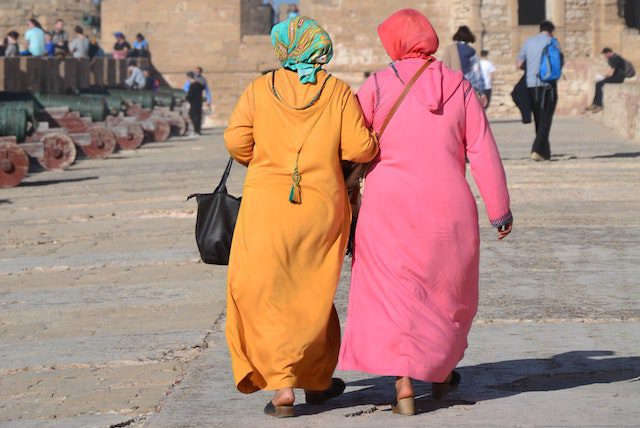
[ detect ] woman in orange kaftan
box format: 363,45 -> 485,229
223,16 -> 378,417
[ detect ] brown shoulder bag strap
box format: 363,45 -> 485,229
377,58 -> 433,139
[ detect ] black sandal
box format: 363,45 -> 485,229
431,370 -> 461,400
263,401 -> 294,418
305,378 -> 347,405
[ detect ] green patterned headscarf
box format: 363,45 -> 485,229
271,16 -> 333,84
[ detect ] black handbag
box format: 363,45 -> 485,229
187,157 -> 241,265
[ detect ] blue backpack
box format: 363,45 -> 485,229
539,38 -> 563,82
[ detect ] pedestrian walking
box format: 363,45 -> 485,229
338,9 -> 512,416
69,26 -> 90,59
185,71 -> 204,135
516,20 -> 563,161
223,16 -> 378,418
194,66 -> 212,107
25,18 -> 46,57
480,49 -> 496,109
442,25 -> 487,106
585,48 -> 629,113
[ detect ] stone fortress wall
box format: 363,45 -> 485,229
93,0 -> 640,125
0,0 -> 100,39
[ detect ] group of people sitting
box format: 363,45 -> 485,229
0,18 -> 101,59
0,17 -> 151,62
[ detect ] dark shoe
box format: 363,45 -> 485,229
263,401 -> 294,418
392,396 -> 416,416
431,370 -> 461,400
305,378 -> 346,405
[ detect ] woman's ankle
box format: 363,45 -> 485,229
272,388 -> 295,406
395,376 -> 414,400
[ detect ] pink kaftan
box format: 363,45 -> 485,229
338,59 -> 512,382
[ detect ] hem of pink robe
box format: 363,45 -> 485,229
337,356 -> 458,384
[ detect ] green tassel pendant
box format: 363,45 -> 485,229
289,154 -> 302,204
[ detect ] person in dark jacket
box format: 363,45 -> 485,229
185,71 -> 204,136
585,47 -> 627,112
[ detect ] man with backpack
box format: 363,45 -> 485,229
516,20 -> 563,162
585,48 -> 634,113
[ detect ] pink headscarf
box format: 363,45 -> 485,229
377,9 -> 439,61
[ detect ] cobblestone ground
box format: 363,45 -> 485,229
0,118 -> 638,427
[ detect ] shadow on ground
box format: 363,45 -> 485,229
592,151 -> 640,159
295,351 -> 640,416
20,176 -> 99,187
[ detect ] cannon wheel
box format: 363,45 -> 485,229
37,133 -> 77,170
0,142 -> 29,188
171,116 -> 188,137
82,126 -> 117,159
115,122 -> 145,150
151,119 -> 171,142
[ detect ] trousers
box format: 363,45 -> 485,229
593,76 -> 624,106
528,85 -> 557,160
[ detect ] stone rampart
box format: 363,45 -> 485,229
0,57 -> 149,93
603,81 -> 640,143
0,0 -> 99,39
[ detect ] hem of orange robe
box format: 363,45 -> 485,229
236,370 -> 333,393
338,358 -> 455,384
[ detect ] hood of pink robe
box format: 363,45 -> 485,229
378,10 -> 463,112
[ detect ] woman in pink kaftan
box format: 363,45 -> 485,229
338,9 -> 513,414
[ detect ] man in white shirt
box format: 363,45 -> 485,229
125,60 -> 146,90
479,50 -> 496,109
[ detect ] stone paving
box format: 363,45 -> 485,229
0,118 -> 639,427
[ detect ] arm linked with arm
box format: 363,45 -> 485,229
340,88 -> 378,163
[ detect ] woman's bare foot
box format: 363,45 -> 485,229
395,376 -> 414,400
271,387 -> 295,406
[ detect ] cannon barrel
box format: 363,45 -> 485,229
107,89 -> 155,109
0,108 -> 30,142
33,94 -> 109,122
79,94 -> 125,116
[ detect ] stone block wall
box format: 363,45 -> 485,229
602,81 -> 640,142
95,0 -> 640,126
101,0 -> 279,126
0,0 -> 99,40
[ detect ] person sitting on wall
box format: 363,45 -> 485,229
130,33 -> 149,58
585,47 -> 627,113
44,32 -> 55,56
51,19 -> 69,57
69,26 -> 90,59
143,68 -> 159,90
25,18 -> 46,57
125,60 -> 146,90
89,37 -> 105,59
2,31 -> 20,57
113,32 -> 131,59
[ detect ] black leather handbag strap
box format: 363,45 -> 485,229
187,157 -> 234,200
214,157 -> 234,194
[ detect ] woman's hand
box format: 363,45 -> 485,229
498,221 -> 512,240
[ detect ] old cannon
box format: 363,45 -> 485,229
0,103 -> 77,173
0,137 -> 29,188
